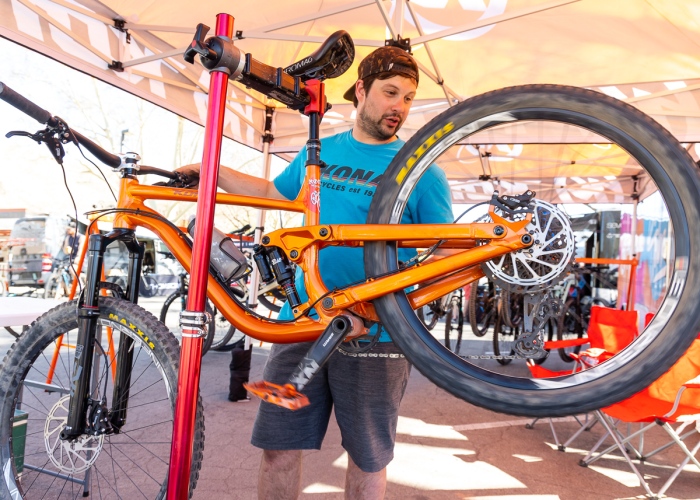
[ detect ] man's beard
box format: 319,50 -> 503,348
357,107 -> 403,141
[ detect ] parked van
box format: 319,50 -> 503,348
7,216 -> 71,289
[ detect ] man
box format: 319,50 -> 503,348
179,46 -> 452,499
60,223 -> 80,261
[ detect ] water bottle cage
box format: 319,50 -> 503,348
179,310 -> 212,338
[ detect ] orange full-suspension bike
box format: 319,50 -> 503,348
2,12 -> 700,499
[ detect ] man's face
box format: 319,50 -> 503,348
355,75 -> 417,142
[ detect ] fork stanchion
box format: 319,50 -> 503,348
167,12 -> 234,500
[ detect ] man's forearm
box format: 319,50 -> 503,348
217,166 -> 282,198
179,163 -> 285,199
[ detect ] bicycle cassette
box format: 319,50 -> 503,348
483,199 -> 575,293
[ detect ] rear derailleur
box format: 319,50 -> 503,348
514,292 -> 562,360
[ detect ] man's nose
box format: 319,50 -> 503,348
391,99 -> 407,116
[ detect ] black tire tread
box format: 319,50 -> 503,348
0,297 -> 205,499
365,84 -> 700,417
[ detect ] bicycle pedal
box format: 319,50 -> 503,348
244,380 -> 310,410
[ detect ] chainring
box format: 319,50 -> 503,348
483,199 -> 575,293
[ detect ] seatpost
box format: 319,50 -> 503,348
303,79 -> 326,226
167,13 -> 234,500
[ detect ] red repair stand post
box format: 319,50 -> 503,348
167,13 -> 234,500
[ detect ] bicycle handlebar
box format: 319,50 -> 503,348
0,82 -> 53,125
0,82 -> 186,177
71,130 -> 122,169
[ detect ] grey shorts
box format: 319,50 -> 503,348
251,341 -> 411,473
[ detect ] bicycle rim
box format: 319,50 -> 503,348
365,84 -> 700,416
0,298 -> 204,498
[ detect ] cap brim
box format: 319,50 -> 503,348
343,83 -> 355,102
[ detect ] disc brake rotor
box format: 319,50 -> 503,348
44,395 -> 104,474
484,199 -> 575,292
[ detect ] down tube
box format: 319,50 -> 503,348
118,213 -> 328,343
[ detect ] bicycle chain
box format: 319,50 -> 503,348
337,349 -> 518,360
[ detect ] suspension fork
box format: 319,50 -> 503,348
61,229 -> 143,439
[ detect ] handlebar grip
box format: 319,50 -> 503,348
139,165 -> 178,179
71,130 -> 122,169
0,82 -> 53,125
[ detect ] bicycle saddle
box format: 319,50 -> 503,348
284,30 -> 354,82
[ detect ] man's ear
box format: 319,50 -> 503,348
356,80 -> 366,102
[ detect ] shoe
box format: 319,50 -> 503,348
228,396 -> 251,403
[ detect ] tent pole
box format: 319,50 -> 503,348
628,195 -> 638,310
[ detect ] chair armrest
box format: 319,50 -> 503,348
684,374 -> 700,389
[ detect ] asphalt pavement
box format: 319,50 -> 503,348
1,294 -> 698,499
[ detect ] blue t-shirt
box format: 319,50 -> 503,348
273,130 -> 453,341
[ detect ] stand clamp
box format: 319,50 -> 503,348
179,310 -> 211,338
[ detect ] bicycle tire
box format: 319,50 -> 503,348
444,296 -> 463,353
501,289 -> 523,329
209,305 -> 240,351
365,84 -> 700,417
43,276 -> 59,299
492,314 -> 516,366
257,292 -> 282,313
159,291 -> 216,354
416,300 -> 440,330
556,297 -> 586,362
468,281 -> 494,337
140,274 -> 159,298
0,298 -> 205,499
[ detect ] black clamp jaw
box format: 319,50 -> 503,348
184,23 -> 354,114
183,23 -> 306,110
490,190 -> 536,219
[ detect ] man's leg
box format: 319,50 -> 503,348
330,343 -> 411,498
258,449 -> 303,500
345,455 -> 386,500
251,343 -> 334,498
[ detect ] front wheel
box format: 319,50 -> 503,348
0,298 -> 204,499
365,84 -> 700,417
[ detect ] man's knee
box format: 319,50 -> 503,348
262,449 -> 303,468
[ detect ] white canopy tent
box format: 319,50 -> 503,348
1,0 -> 699,205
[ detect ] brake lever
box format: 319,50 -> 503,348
6,130 -> 39,140
6,128 -> 66,164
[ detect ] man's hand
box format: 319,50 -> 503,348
174,163 -> 200,188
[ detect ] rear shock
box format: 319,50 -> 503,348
252,244 -> 301,308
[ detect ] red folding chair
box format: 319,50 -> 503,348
526,306 -> 638,450
579,335 -> 700,499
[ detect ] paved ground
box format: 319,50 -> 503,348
190,345 -> 699,500
2,293 -> 698,499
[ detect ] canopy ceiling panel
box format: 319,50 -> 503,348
1,0 -> 699,202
